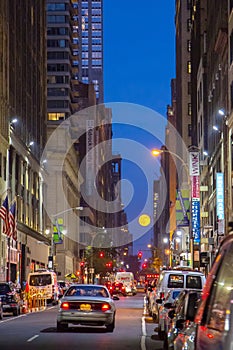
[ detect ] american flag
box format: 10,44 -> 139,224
9,200 -> 17,241
0,196 -> 11,237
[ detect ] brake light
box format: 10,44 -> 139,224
61,302 -> 70,309
101,303 -> 111,312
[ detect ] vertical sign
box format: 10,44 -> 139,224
216,172 -> 224,235
190,152 -> 200,244
86,120 -> 95,196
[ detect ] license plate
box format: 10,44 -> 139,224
80,304 -> 91,311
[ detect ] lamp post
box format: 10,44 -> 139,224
151,148 -> 193,267
47,206 -> 83,270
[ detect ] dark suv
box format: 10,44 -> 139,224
0,282 -> 21,316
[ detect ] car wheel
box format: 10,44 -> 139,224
158,324 -> 165,340
106,319 -> 115,332
57,321 -> 68,331
13,307 -> 19,316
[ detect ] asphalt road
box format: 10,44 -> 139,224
0,292 -> 164,350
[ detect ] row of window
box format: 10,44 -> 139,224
82,38 -> 102,44
47,100 -> 69,108
82,52 -> 102,58
82,45 -> 102,51
47,27 -> 68,36
48,112 -> 65,121
47,15 -> 68,23
47,88 -> 69,97
48,63 -> 70,72
47,39 -> 68,48
82,59 -> 102,66
47,3 -> 67,11
47,75 -> 69,84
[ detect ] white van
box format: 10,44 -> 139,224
115,271 -> 137,295
27,269 -> 59,304
150,269 -> 205,321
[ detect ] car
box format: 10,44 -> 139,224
0,282 -> 21,316
194,234 -> 233,350
109,281 -> 127,296
57,284 -> 118,332
57,280 -> 69,297
152,269 -> 205,322
156,289 -> 181,340
164,289 -> 202,350
0,298 -> 3,319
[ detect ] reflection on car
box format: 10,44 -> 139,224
164,289 -> 202,350
57,284 -> 118,332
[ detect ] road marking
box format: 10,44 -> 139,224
27,335 -> 39,342
141,316 -> 146,350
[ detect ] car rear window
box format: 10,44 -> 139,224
168,274 -> 184,288
186,275 -> 202,289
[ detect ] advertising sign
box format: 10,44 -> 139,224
192,199 -> 200,243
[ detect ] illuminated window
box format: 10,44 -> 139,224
187,40 -> 191,52
187,61 -> 191,74
47,113 -> 65,121
188,103 -> 192,116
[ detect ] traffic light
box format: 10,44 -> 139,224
99,251 -> 104,258
142,262 -> 147,269
137,251 -> 143,260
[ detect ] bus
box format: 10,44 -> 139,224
27,269 -> 59,304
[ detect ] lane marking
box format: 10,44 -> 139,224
27,335 -> 39,342
141,316 -> 146,350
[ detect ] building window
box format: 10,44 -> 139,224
3,156 -> 6,181
82,59 -> 88,66
187,0 -> 191,10
47,15 -> 66,23
47,27 -> 68,35
92,9 -> 101,15
47,3 -> 66,11
47,100 -> 69,108
231,82 -> 233,111
92,45 -> 102,51
92,59 -> 102,66
187,40 -> 191,52
188,103 -> 192,116
188,124 -> 192,137
82,52 -> 89,58
187,18 -> 192,32
230,31 -> 233,65
188,81 -> 191,95
92,23 -> 102,30
92,52 -> 102,58
187,61 -> 191,74
47,113 -> 65,121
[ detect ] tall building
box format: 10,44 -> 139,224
0,1 -> 48,283
79,0 -> 104,103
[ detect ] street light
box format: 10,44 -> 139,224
151,148 -> 192,267
48,206 -> 83,270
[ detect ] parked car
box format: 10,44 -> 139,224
0,282 -> 21,316
0,298 -> 3,319
156,289 -> 181,339
165,289 -> 202,350
57,284 -> 118,332
194,234 -> 233,350
152,269 -> 205,322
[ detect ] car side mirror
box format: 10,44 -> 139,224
176,318 -> 185,330
112,295 -> 120,301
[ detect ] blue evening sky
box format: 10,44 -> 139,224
103,1 -> 175,257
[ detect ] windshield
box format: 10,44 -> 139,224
29,274 -> 52,286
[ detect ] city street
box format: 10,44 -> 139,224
0,292 -> 163,350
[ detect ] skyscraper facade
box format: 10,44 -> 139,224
79,0 -> 104,103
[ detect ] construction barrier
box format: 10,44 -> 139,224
21,290 -> 47,313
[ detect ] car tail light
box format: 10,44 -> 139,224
61,302 -> 70,310
101,303 -> 111,312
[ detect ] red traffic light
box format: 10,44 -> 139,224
99,251 -> 104,258
137,251 -> 143,260
142,262 -> 147,269
80,261 -> 85,267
